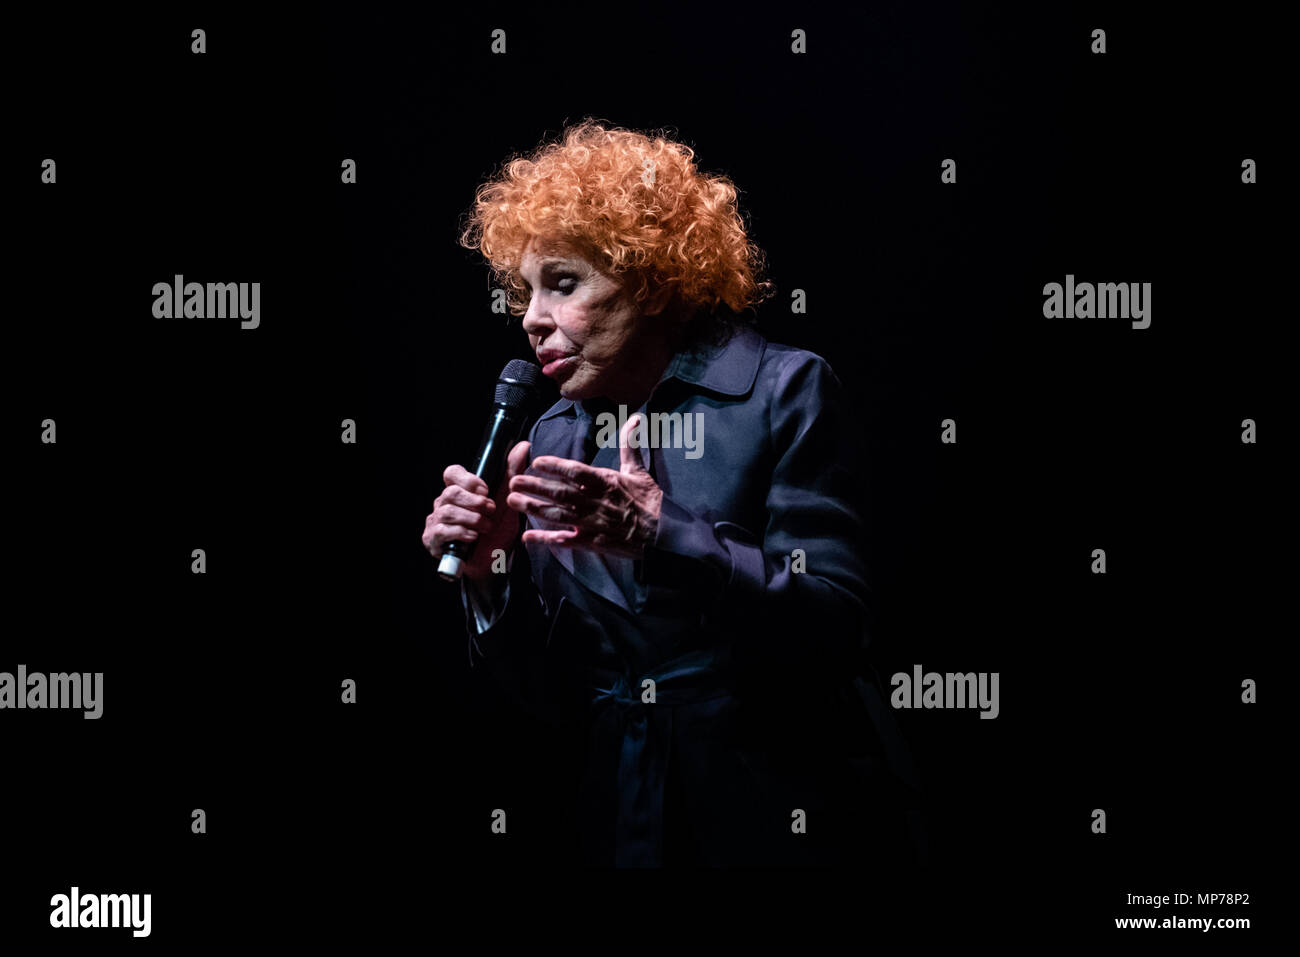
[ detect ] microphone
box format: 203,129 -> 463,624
437,359 -> 543,582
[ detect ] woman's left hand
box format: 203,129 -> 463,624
507,415 -> 663,558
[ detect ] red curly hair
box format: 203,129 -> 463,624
459,118 -> 776,348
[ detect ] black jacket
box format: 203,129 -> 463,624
461,325 -> 925,867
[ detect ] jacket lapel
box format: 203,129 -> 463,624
528,405 -> 634,612
523,325 -> 765,615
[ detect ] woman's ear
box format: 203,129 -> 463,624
643,284 -> 675,317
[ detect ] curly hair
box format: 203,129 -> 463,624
459,118 -> 776,350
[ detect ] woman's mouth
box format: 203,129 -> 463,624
542,355 -> 578,377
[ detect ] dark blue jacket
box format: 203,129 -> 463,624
462,324 -> 923,867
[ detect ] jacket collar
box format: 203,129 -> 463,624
536,323 -> 766,423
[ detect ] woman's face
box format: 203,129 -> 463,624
519,236 -> 671,405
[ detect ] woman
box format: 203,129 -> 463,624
423,119 -> 920,867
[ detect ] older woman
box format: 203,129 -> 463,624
423,120 -> 920,867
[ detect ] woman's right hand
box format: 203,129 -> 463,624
423,440 -> 531,583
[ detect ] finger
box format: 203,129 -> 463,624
509,473 -> 589,508
521,527 -> 635,557
619,413 -> 648,473
505,440 -> 532,482
530,455 -> 610,490
505,489 -> 554,514
444,464 -> 489,496
507,491 -> 585,526
521,527 -> 586,547
432,523 -> 478,548
439,485 -> 497,513
438,503 -> 491,529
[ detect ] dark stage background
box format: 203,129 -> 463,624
7,1 -> 1280,945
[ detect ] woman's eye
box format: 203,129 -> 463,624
524,274 -> 577,295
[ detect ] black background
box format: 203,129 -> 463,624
8,1 -> 1279,945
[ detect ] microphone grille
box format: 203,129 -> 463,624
495,359 -> 542,408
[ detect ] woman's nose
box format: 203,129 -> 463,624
521,296 -> 551,337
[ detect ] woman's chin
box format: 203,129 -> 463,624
557,376 -> 594,400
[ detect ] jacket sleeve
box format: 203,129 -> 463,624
460,518 -> 545,664
460,525 -> 587,727
460,549 -> 518,638
635,351 -> 873,675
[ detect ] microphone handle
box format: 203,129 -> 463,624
438,403 -> 530,581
